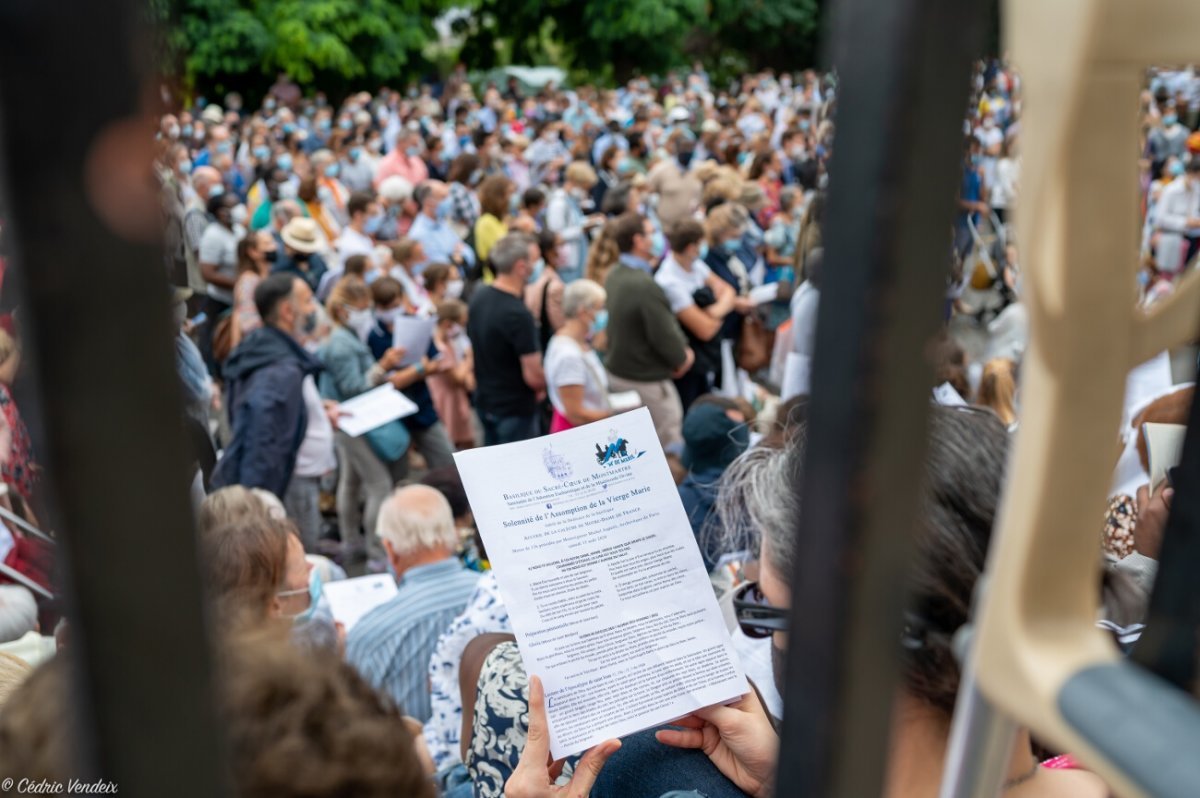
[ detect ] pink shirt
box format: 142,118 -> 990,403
374,152 -> 429,189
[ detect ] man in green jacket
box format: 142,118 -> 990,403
604,212 -> 694,451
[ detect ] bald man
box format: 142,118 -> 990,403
183,165 -> 227,295
345,485 -> 480,722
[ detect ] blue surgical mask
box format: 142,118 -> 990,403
181,125 -> 193,138
436,197 -> 453,220
340,118 -> 354,131
1164,114 -> 1178,127
324,163 -> 340,178
253,145 -> 271,161
650,230 -> 667,260
699,242 -> 709,260
722,238 -> 740,254
527,258 -> 545,284
1137,269 -> 1151,288
406,145 -> 421,157
364,212 -> 385,235
179,159 -> 193,173
317,118 -> 332,132
208,184 -> 224,199
346,306 -> 376,341
216,141 -> 232,154
1169,160 -> 1186,178
590,308 -> 609,336
277,153 -> 293,172
350,147 -> 363,162
291,570 -> 323,624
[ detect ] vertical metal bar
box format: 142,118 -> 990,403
774,0 -> 986,795
939,626 -> 1018,798
0,0 -> 227,792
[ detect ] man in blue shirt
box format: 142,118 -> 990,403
408,181 -> 475,275
346,485 -> 480,722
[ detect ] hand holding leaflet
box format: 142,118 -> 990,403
454,407 -> 747,759
336,385 -> 419,437
322,574 -> 399,632
392,316 -> 436,366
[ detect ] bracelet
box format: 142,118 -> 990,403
414,362 -> 426,377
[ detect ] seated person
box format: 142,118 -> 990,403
677,396 -> 750,572
495,406 -> 1109,798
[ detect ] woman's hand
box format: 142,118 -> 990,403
379,347 -> 406,372
505,675 -> 621,798
655,689 -> 778,798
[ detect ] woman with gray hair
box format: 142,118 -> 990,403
544,279 -> 613,432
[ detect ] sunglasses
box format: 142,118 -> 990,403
733,581 -> 788,638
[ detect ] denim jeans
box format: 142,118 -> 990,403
590,728 -> 749,798
480,411 -> 538,447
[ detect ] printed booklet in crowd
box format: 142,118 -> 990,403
454,407 -> 747,759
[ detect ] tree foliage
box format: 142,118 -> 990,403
161,0 -> 440,98
706,0 -> 823,72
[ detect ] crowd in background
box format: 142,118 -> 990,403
0,60 -> 1198,797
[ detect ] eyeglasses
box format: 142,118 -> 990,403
733,581 -> 788,638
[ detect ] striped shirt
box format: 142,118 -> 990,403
346,558 -> 480,722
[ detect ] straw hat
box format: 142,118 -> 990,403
280,217 -> 323,254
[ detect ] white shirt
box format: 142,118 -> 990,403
990,157 -> 1019,209
1156,177 -> 1200,236
198,222 -> 244,304
545,335 -> 609,417
392,267 -> 435,317
294,376 -> 337,478
334,226 -> 375,271
655,254 -> 712,314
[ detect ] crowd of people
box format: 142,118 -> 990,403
0,59 -> 1198,796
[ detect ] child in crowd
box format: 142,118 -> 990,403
428,299 -> 476,450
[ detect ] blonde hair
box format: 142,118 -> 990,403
706,202 -> 748,243
377,485 -> 459,557
562,279 -> 606,319
325,277 -> 371,327
0,652 -> 31,708
586,219 -> 621,284
976,358 -> 1018,427
702,177 -> 742,209
565,161 -> 598,188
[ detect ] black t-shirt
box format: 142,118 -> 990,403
467,285 -> 539,417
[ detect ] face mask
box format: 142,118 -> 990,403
970,153 -> 981,166
590,308 -> 609,336
650,230 -> 667,260
263,248 -> 278,263
251,145 -> 268,161
446,322 -> 464,339
317,185 -> 333,204
799,119 -> 811,131
346,307 -> 376,341
368,140 -> 382,154
339,118 -> 354,131
324,163 -> 340,178
677,150 -> 694,168
298,308 -> 318,336
445,279 -> 464,299
178,159 -> 192,174
527,258 -> 545,284
364,212 -> 385,235
469,169 -> 483,186
1164,114 -> 1178,127
376,306 -> 403,326
278,181 -> 299,200
208,184 -> 225,199
1137,269 -> 1151,288
722,238 -> 740,254
276,154 -> 293,172
288,570 -> 322,624
182,125 -> 193,138
698,242 -> 709,260
1169,161 -> 1186,178
282,122 -> 297,135
264,98 -> 276,111
231,204 -> 249,226
350,147 -> 363,162
167,124 -> 181,139
406,145 -> 421,157
436,197 -> 453,220
216,141 -> 232,154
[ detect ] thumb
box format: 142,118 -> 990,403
567,739 -> 621,796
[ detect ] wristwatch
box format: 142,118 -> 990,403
414,361 -> 426,377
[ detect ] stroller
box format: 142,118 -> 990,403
955,210 -> 1015,325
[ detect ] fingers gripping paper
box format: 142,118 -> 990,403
453,407 -> 747,758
